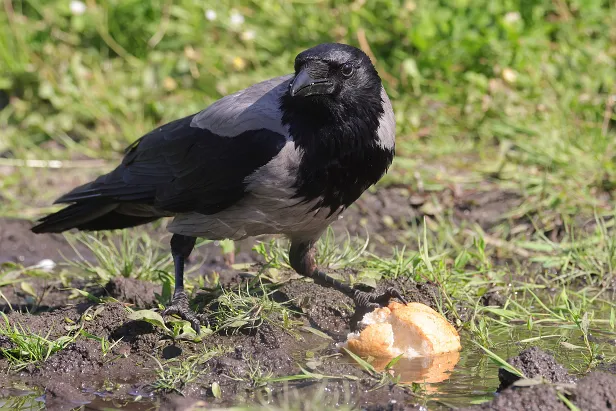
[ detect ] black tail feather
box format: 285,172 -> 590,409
32,203 -> 114,233
32,202 -> 159,233
75,210 -> 159,231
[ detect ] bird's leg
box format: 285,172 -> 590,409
289,241 -> 407,311
162,234 -> 203,333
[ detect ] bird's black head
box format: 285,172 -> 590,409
288,43 -> 381,107
280,43 -> 394,215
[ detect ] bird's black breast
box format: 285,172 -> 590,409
294,132 -> 393,213
281,96 -> 394,214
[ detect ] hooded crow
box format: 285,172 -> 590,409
32,43 -> 405,332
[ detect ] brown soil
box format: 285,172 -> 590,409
464,384 -> 569,411
278,279 -> 354,337
0,217 -> 93,266
598,361 -> 616,373
0,185 -> 612,409
0,276 -> 95,313
466,371 -> 616,411
278,276 -> 443,334
0,277 -> 434,409
105,276 -> 161,308
480,290 -> 507,307
466,347 -> 616,411
0,216 -> 259,277
331,185 -> 523,255
498,347 -> 575,390
572,371 -> 616,411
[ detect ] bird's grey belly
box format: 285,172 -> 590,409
167,194 -> 339,241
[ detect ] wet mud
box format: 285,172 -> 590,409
497,347 -> 575,390
1,186 -> 615,409
466,347 -> 616,411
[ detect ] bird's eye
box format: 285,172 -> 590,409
341,63 -> 354,78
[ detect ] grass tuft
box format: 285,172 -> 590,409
207,280 -> 300,335
64,230 -> 174,283
0,313 -> 77,371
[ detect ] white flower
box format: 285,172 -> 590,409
502,68 -> 517,84
229,10 -> 244,27
504,11 -> 521,24
205,9 -> 217,21
69,0 -> 86,16
241,30 -> 256,41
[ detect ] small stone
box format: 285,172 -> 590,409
34,258 -> 56,272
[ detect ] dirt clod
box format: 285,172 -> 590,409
279,279 -> 353,337
480,290 -> 506,307
464,384 -> 569,411
572,371 -> 616,411
44,380 -> 91,411
498,347 -> 574,390
105,276 -> 161,308
0,336 -> 13,350
598,361 -> 616,374
377,277 -> 441,310
468,369 -> 616,411
39,341 -> 103,375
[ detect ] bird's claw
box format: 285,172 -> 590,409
353,287 -> 408,311
162,291 -> 204,334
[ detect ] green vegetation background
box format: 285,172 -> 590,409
0,0 -> 615,220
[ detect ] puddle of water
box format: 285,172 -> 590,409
0,381 -> 159,411
425,324 -> 616,408
0,384 -> 43,410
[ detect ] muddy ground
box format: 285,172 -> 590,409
1,184 -> 525,266
463,347 -> 616,411
1,186 -> 615,410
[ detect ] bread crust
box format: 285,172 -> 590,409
344,302 -> 461,358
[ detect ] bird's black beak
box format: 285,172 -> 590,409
290,69 -> 332,97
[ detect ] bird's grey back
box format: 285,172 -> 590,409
191,75 -> 293,137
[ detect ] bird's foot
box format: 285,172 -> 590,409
353,287 -> 408,311
350,287 -> 408,332
162,291 -> 204,334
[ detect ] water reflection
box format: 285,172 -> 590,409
371,351 -> 461,389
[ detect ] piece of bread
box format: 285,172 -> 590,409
343,302 -> 461,359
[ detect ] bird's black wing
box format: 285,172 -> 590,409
56,114 -> 287,215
